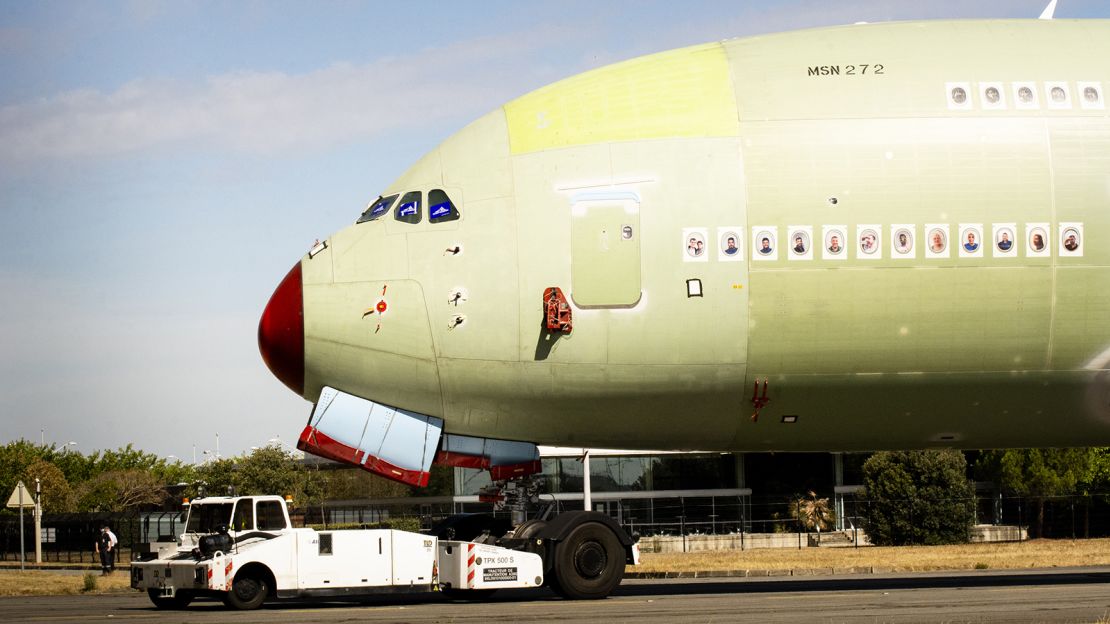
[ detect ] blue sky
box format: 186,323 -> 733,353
1,0 -> 1106,462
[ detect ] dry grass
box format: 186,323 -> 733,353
0,571 -> 133,597
3,540 -> 1110,595
631,538 -> 1110,574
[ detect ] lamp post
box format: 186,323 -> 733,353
582,449 -> 592,512
34,478 -> 41,564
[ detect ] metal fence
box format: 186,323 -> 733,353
324,493 -> 1110,543
5,493 -> 1110,563
0,510 -> 186,564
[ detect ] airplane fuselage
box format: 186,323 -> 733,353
261,20 -> 1110,456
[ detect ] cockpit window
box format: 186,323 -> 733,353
357,194 -> 398,224
429,189 -> 460,223
395,191 -> 422,224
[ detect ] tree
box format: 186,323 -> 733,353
0,440 -> 49,504
791,490 -> 834,532
149,459 -> 198,493
75,469 -> 168,512
21,459 -> 77,513
325,467 -> 413,501
191,447 -> 327,507
234,446 -> 325,504
50,448 -> 96,485
976,448 -> 1095,538
84,444 -> 166,477
1077,448 -> 1110,537
192,458 -> 237,498
863,450 -> 976,546
1081,448 -> 1110,493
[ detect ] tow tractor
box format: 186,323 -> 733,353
131,494 -> 639,609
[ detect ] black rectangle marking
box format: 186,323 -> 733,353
482,567 -> 518,582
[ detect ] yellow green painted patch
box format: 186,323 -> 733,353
504,42 -> 739,154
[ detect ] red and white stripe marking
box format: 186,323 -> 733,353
466,543 -> 476,589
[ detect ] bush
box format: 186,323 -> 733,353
82,573 -> 97,592
862,450 -> 976,546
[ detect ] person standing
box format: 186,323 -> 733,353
95,525 -> 117,575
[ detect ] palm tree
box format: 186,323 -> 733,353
793,491 -> 835,532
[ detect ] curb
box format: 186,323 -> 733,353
626,566 -> 895,579
0,564 -> 110,572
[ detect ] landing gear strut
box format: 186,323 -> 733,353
463,472 -> 638,599
479,473 -> 546,525
429,436 -> 638,600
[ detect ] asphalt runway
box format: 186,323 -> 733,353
3,567 -> 1110,623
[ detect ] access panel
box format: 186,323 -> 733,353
570,194 -> 642,307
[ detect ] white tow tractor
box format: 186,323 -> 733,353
131,495 -> 639,609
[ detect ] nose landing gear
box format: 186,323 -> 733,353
441,471 -> 637,600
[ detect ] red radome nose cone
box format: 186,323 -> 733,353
258,263 -> 304,396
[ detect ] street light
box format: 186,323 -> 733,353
34,478 -> 42,564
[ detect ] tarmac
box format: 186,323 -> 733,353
626,565 -> 911,579
2,566 -> 1109,623
0,562 -> 1020,579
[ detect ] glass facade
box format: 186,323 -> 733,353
313,451 -> 1041,539
454,453 -> 739,497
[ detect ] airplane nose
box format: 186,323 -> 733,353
258,263 -> 304,396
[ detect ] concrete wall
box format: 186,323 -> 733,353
637,525 -> 1024,552
969,524 -> 1027,542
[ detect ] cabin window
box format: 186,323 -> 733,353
358,194 -> 398,223
1079,82 -> 1104,110
946,82 -> 972,111
256,500 -> 287,531
395,191 -> 422,224
231,498 -> 255,532
428,189 -> 460,223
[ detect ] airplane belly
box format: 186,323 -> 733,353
437,359 -> 745,451
727,370 -> 1109,451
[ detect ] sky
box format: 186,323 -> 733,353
2,0 -> 1108,462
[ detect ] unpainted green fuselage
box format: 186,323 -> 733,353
298,20 -> 1110,452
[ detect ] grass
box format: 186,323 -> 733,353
0,570 -> 133,597
630,538 -> 1110,574
3,539 -> 1110,595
